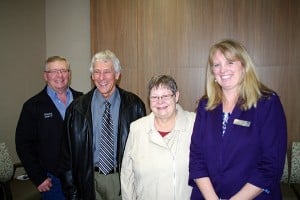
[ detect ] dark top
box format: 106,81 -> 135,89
15,86 -> 83,186
60,86 -> 146,200
189,93 -> 287,200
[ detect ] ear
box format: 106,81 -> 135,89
175,91 -> 180,103
115,72 -> 121,80
43,72 -> 48,82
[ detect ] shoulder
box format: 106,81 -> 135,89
69,87 -> 84,98
118,87 -> 142,100
195,96 -> 209,113
176,105 -> 196,131
255,92 -> 285,121
22,88 -> 48,106
118,87 -> 145,108
198,96 -> 208,106
177,105 -> 196,120
130,114 -> 152,128
258,92 -> 282,107
68,89 -> 94,113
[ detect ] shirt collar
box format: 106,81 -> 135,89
46,85 -> 71,99
94,87 -> 119,106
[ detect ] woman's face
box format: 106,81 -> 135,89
211,49 -> 245,93
149,86 -> 179,120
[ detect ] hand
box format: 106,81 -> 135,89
37,177 -> 52,192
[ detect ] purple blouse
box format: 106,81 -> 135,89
189,93 -> 287,200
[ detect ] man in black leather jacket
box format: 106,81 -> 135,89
60,50 -> 146,200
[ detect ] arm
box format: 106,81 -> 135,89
232,94 -> 287,198
15,101 -> 47,186
249,94 -> 287,193
230,183 -> 263,200
59,103 -> 78,199
189,99 -> 219,198
194,177 -> 219,200
120,126 -> 137,200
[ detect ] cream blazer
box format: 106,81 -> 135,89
121,104 -> 196,200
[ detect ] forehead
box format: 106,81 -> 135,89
150,85 -> 171,93
212,49 -> 236,61
93,60 -> 113,69
46,60 -> 68,69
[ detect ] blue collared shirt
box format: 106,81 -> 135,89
46,86 -> 73,119
91,88 -> 121,166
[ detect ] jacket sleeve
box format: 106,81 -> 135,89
121,124 -> 137,200
137,98 -> 146,118
189,99 -> 208,186
59,103 -> 78,199
248,94 -> 287,191
15,101 -> 47,187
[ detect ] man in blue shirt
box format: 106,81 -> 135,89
60,50 -> 146,199
15,56 -> 83,199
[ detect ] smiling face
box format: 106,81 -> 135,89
44,60 -> 70,93
149,85 -> 179,120
211,49 -> 245,93
91,60 -> 120,99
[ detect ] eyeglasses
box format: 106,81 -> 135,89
92,69 -> 114,76
149,94 -> 175,102
45,69 -> 70,75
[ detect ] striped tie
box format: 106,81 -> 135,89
98,101 -> 114,175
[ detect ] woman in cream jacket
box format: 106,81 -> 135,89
121,75 -> 195,200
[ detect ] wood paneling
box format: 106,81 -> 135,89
91,0 -> 300,148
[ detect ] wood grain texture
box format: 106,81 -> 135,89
91,0 -> 300,146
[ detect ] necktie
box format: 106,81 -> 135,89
98,101 -> 114,175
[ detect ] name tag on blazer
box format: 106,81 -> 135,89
233,119 -> 251,127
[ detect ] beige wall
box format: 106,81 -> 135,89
0,0 -> 46,163
0,0 -> 90,163
46,0 -> 91,93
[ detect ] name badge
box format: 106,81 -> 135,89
44,112 -> 53,119
233,119 -> 251,127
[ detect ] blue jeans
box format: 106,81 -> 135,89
41,172 -> 65,200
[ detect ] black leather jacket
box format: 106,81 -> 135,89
60,86 -> 146,200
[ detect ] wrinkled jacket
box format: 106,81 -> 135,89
60,86 -> 146,200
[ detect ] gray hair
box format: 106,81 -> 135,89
147,75 -> 178,97
89,50 -> 121,73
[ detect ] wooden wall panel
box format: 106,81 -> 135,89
91,0 -> 300,147
90,0 -> 138,92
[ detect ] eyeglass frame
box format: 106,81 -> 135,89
92,69 -> 115,76
149,94 -> 175,102
44,69 -> 70,75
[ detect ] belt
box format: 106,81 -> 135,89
94,166 -> 119,174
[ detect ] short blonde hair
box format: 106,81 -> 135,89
45,56 -> 69,71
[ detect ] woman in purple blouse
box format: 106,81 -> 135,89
189,39 -> 287,200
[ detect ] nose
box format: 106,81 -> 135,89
220,64 -> 227,73
157,97 -> 163,102
98,72 -> 105,80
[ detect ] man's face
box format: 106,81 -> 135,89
91,60 -> 120,99
43,60 -> 70,93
